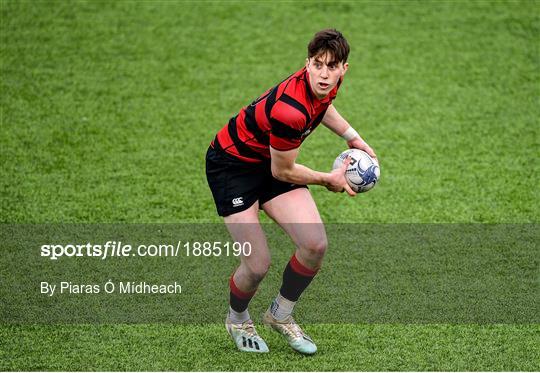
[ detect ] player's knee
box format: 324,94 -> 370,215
302,237 -> 328,259
246,261 -> 271,284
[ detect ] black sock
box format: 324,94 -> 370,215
229,274 -> 256,312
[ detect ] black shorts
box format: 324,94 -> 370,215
205,145 -> 307,217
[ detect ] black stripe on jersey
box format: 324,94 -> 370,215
271,118 -> 303,140
265,85 -> 279,121
311,109 -> 327,128
227,117 -> 267,161
280,94 -> 311,124
244,104 -> 269,143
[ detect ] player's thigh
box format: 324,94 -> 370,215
261,188 -> 327,253
224,201 -> 271,274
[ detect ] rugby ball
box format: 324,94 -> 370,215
333,149 -> 380,193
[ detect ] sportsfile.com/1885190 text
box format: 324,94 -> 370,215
40,241 -> 252,260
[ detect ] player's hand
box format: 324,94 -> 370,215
325,156 -> 356,196
347,138 -> 378,165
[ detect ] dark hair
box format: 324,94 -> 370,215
308,29 -> 350,63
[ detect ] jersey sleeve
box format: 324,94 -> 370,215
269,99 -> 307,151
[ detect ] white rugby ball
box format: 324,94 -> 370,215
333,149 -> 380,193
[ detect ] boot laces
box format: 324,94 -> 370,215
280,316 -> 304,339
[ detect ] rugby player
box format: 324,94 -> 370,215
205,29 -> 377,354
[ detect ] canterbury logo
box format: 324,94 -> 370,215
232,197 -> 244,207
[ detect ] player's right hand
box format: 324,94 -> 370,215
325,156 -> 356,196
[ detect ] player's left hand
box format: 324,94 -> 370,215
325,156 -> 356,196
347,138 -> 378,164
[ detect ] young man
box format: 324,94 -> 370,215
205,29 -> 376,354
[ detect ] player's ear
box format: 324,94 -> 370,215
341,62 -> 349,76
305,57 -> 310,68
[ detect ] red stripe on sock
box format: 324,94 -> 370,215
290,254 -> 318,277
229,274 -> 256,300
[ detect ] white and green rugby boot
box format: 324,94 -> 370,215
263,310 -> 317,355
225,316 -> 269,353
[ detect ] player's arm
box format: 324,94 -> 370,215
270,146 -> 355,196
322,104 -> 377,161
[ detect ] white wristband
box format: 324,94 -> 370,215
341,126 -> 359,141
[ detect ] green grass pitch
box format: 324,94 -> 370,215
1,1 -> 539,371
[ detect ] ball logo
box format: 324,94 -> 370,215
357,165 -> 379,186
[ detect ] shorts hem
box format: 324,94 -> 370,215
259,184 -> 308,206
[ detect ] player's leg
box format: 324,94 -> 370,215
260,187 -> 326,355
224,201 -> 271,315
262,187 -> 327,269
205,146 -> 270,352
223,202 -> 271,353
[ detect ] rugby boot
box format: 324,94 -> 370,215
263,310 -> 317,355
225,316 -> 269,353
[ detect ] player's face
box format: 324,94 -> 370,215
306,52 -> 348,99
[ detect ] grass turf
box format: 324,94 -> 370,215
1,0 -> 539,371
2,324 -> 539,371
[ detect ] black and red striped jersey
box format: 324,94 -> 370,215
211,67 -> 342,163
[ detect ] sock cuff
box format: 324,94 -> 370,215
229,273 -> 256,300
289,254 -> 318,277
276,293 -> 297,307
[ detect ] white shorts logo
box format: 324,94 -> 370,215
232,197 -> 244,207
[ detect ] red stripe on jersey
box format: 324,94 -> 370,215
216,125 -> 234,149
272,99 -> 307,129
269,99 -> 305,151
